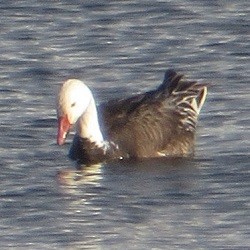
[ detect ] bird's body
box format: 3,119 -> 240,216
57,70 -> 207,164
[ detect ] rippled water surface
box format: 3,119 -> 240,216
0,1 -> 249,249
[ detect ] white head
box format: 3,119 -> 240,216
56,79 -> 93,145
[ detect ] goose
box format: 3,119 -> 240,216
56,69 -> 207,164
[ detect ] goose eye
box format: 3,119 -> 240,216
71,102 -> 76,107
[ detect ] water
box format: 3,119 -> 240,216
0,0 -> 249,249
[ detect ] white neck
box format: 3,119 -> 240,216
76,95 -> 104,145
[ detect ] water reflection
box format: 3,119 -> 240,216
57,157 -> 201,201
56,157 -> 205,235
57,163 -> 103,187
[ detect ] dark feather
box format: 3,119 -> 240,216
98,69 -> 207,158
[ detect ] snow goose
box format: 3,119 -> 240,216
56,69 -> 207,164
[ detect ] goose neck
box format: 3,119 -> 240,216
76,96 -> 104,144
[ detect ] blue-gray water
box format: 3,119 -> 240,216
0,1 -> 249,249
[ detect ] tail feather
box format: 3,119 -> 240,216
160,70 -> 208,132
194,86 -> 207,114
159,69 -> 182,93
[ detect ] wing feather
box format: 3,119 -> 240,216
99,70 -> 207,158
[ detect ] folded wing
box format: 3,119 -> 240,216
100,70 -> 207,158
